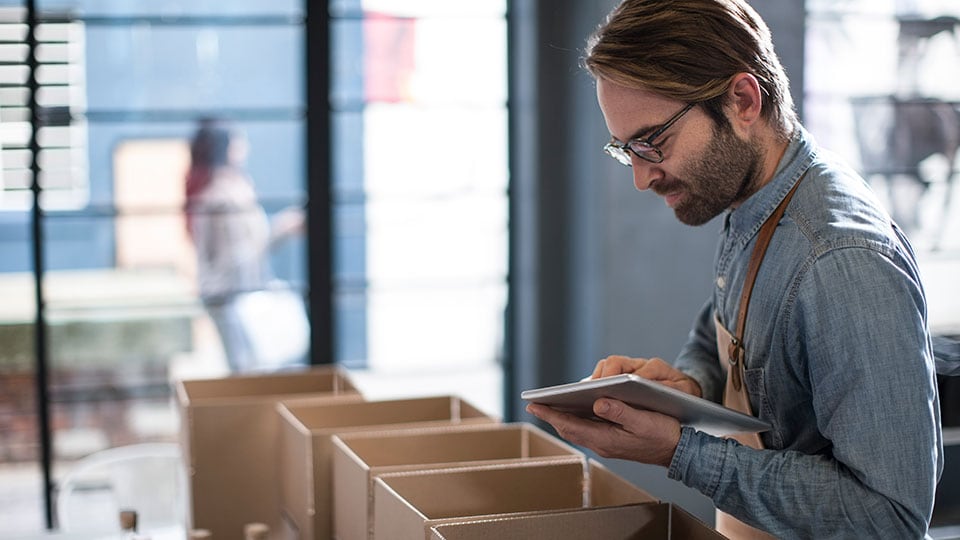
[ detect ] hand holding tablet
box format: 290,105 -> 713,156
522,373 -> 771,437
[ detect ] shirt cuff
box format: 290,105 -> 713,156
667,426 -> 727,499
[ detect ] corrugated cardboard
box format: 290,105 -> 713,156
371,459 -> 658,540
428,503 -> 728,539
175,366 -> 362,539
276,395 -> 497,540
331,422 -> 585,540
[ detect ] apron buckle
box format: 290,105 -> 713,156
728,338 -> 744,391
727,337 -> 742,365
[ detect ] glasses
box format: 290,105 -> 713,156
603,103 -> 695,166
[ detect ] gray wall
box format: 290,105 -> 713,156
508,0 -> 806,523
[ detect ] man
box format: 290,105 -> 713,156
525,1 -> 944,538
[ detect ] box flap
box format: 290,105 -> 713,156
670,504 -> 729,539
279,396 -> 494,432
587,459 -> 658,506
176,366 -> 360,403
429,503 -> 671,539
430,503 -> 729,539
376,460 -> 586,520
373,475 -> 432,540
332,422 -> 580,465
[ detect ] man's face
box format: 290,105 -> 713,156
597,78 -> 761,225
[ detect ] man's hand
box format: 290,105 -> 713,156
526,398 -> 682,468
525,354 -> 699,467
591,355 -> 702,398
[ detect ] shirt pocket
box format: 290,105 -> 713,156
744,367 -> 783,449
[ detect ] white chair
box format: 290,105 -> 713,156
55,442 -> 187,535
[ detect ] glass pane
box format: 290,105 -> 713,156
362,104 -> 507,197
332,17 -> 507,108
83,120 -> 304,210
84,25 -> 304,112
37,0 -> 303,18
0,223 -> 43,534
330,5 -> 508,418
331,0 -> 506,18
805,2 -> 960,335
0,3 -> 309,533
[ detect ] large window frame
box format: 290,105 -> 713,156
5,0 -> 514,532
5,1 -> 319,531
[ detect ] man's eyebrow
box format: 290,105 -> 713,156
614,123 -> 660,143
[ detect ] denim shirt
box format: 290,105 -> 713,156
667,127 -> 943,539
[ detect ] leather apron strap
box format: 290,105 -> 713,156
726,178 -> 803,396
713,178 -> 803,540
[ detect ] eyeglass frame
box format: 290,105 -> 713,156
603,102 -> 696,166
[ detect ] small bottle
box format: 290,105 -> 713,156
119,509 -> 138,536
118,509 -> 152,539
118,509 -> 154,540
244,522 -> 269,540
188,530 -> 212,540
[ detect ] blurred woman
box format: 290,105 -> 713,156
184,118 -> 305,372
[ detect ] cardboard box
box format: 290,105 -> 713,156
332,422 -> 584,540
428,503 -> 727,539
371,458 -> 658,540
175,366 -> 362,539
277,395 -> 497,540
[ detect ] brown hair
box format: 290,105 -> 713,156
584,0 -> 797,140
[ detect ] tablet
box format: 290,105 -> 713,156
522,373 -> 771,436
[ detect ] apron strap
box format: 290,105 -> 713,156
728,178 -> 804,391
715,176 -> 805,540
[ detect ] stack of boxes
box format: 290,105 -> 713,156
176,366 -> 726,539
175,367 -> 363,536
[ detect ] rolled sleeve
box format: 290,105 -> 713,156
668,426 -> 730,499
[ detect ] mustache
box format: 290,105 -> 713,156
652,179 -> 684,196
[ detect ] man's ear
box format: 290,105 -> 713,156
725,72 -> 763,133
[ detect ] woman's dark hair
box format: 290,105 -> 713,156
189,118 -> 233,170
184,118 -> 239,234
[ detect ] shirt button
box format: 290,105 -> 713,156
717,276 -> 726,289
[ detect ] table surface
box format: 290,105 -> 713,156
13,525 -> 184,540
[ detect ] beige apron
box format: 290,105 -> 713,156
712,178 -> 803,540
714,318 -> 774,539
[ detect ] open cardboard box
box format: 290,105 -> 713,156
371,458 -> 662,540
428,502 -> 727,539
277,395 -> 498,540
175,366 -> 362,539
332,422 -> 585,540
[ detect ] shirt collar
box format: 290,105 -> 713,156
724,126 -> 817,248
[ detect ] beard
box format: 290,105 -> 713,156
655,121 -> 763,226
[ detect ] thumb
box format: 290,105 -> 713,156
593,398 -> 627,425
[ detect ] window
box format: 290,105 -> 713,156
0,0 -> 306,533
804,0 -> 960,333
330,1 -> 508,415
0,0 -> 510,533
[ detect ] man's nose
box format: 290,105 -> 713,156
631,155 -> 660,191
